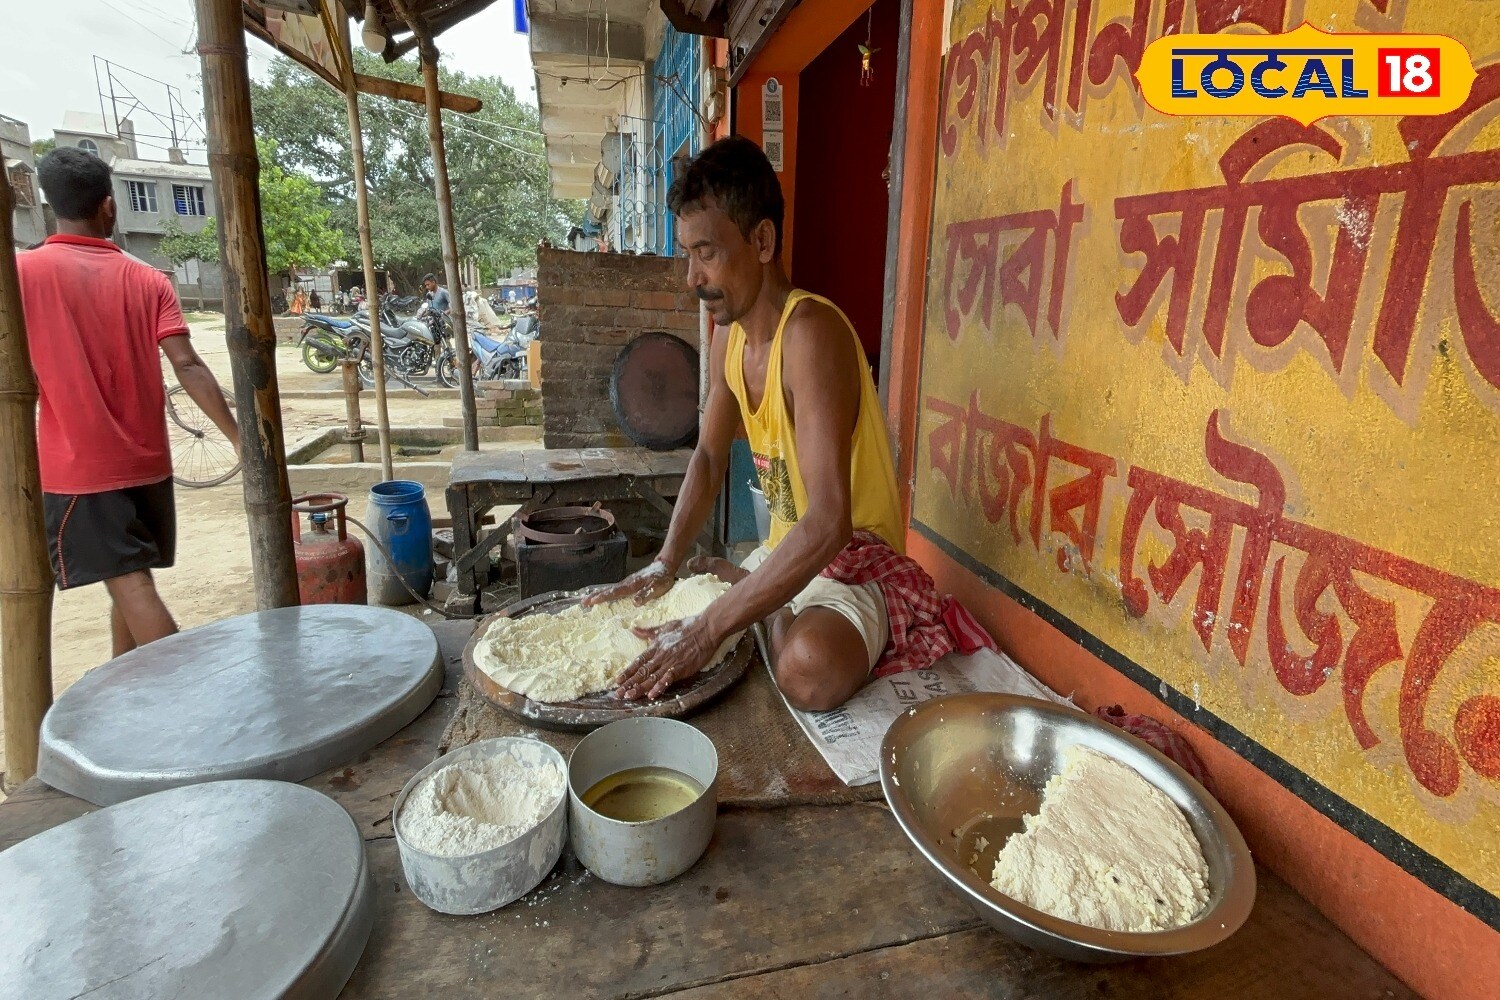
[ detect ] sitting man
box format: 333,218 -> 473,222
589,136 -> 991,711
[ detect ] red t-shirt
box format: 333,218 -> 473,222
16,234 -> 188,494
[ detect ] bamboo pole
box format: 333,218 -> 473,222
335,9 -> 395,479
394,0 -> 479,451
0,175 -> 54,788
195,0 -> 300,609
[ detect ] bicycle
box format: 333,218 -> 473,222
167,383 -> 242,488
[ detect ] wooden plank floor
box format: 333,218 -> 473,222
342,804 -> 982,998
670,888 -> 1420,1000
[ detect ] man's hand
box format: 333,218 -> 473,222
581,559 -> 676,608
682,553 -> 749,584
614,616 -> 721,701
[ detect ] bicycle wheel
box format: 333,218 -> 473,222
167,384 -> 241,488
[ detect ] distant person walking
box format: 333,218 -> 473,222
422,273 -> 451,316
17,148 -> 241,658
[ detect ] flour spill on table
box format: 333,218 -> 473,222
473,574 -> 738,702
399,745 -> 565,857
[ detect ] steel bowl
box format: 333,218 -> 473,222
880,693 -> 1255,962
393,737 -> 568,915
567,717 -> 719,886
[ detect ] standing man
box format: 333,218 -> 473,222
17,148 -> 241,658
589,137 -> 991,711
422,272 -> 451,317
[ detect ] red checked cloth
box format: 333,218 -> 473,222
1093,705 -> 1214,793
819,531 -> 996,677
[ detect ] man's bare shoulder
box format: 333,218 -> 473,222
781,297 -> 861,372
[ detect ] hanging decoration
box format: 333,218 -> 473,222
858,10 -> 879,87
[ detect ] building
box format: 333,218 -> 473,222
527,2 -> 1500,997
529,2 -> 729,254
49,112 -> 223,308
53,110 -> 138,162
108,153 -> 222,306
0,114 -> 46,249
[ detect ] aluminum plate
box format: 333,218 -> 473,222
0,780 -> 373,1000
38,604 -> 442,805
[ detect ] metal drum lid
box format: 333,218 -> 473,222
0,780 -> 374,1000
610,331 -> 701,450
38,605 -> 442,805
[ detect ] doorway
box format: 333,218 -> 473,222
790,0 -> 900,381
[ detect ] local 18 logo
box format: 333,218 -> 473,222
1136,23 -> 1477,125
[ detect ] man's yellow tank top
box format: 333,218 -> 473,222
725,290 -> 905,553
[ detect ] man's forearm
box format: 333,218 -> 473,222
697,514 -> 849,643
656,446 -> 726,570
177,362 -> 240,448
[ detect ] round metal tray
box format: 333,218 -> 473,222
881,693 -> 1255,963
462,588 -> 754,731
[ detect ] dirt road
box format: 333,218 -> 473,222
0,313 -> 464,789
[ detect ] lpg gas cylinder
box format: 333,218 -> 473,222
291,494 -> 367,605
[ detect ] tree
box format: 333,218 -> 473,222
256,137 -> 344,283
31,138 -> 55,159
250,52 -> 578,289
159,216 -> 221,311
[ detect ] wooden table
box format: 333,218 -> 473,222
0,622 -> 1417,999
445,447 -> 695,611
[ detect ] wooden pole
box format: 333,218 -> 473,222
394,0 -> 479,451
0,175 -> 54,788
336,8 -> 394,479
195,0 -> 300,609
353,73 -> 482,114
342,360 -> 365,463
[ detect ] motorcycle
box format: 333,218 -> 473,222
296,313 -> 355,374
470,327 -> 528,381
348,302 -> 459,389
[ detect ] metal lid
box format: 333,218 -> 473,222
609,332 -> 700,450
38,605 -> 442,806
0,780 -> 374,1000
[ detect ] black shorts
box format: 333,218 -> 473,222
44,478 -> 177,590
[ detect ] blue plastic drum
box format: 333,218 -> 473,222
364,481 -> 433,606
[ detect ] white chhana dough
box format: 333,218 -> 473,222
474,574 -> 738,703
989,745 -> 1211,932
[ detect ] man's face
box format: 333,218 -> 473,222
675,197 -> 772,327
424,279 -> 436,293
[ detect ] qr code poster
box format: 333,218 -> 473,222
762,130 -> 784,172
761,77 -> 784,130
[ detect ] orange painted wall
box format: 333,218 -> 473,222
732,72 -> 799,267
884,6 -> 1500,1000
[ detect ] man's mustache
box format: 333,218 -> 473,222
696,287 -> 724,303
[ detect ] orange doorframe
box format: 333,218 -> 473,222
885,0 -> 944,521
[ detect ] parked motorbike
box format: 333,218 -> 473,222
348,302 -> 459,389
470,328 -> 528,381
296,313 -> 355,374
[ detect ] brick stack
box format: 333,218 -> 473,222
444,379 -> 541,428
536,248 -> 700,449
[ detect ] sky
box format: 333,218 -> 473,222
0,0 -> 538,163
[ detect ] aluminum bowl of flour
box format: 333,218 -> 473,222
881,694 -> 1254,963
393,737 -> 568,915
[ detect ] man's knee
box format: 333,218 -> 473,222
104,569 -> 157,600
773,624 -> 862,713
